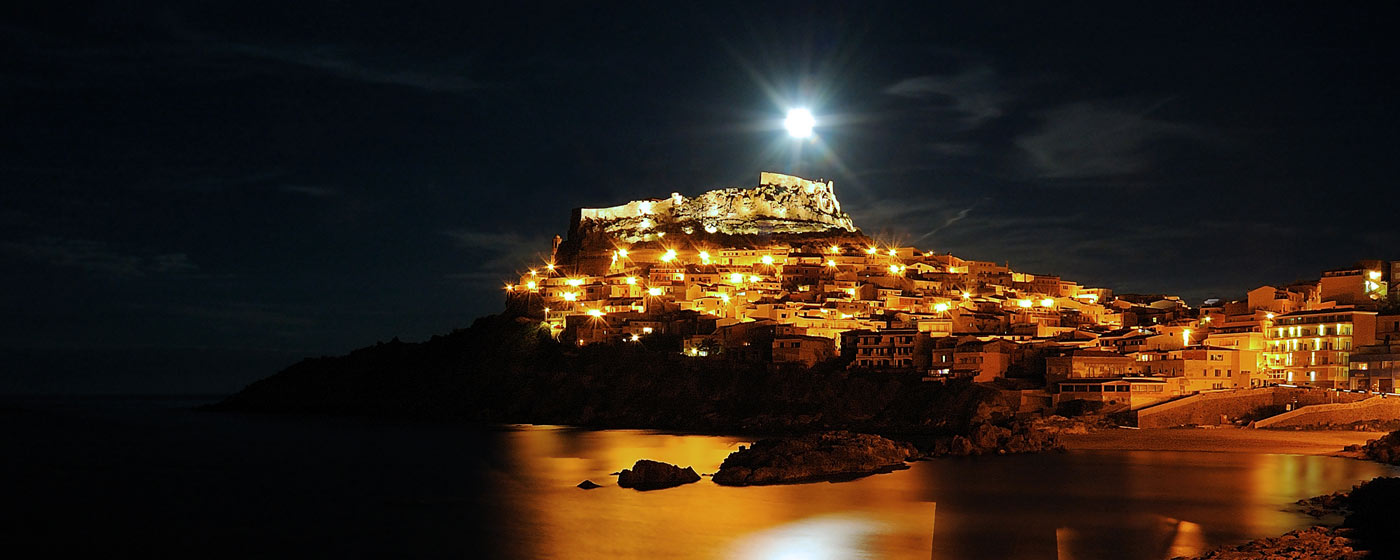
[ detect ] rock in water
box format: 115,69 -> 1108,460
616,460 -> 702,490
577,480 -> 602,489
712,431 -> 917,486
1361,429 -> 1400,464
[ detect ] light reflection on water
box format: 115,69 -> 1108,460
487,426 -> 1394,560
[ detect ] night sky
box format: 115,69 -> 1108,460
4,3 -> 1396,393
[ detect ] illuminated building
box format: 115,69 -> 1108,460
771,335 -> 836,368
1264,308 -> 1378,389
1349,341 -> 1400,393
1318,261 -> 1391,308
846,328 -> 922,369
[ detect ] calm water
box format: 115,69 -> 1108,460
2,397 -> 1392,559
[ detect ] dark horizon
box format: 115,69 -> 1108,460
4,2 -> 1397,394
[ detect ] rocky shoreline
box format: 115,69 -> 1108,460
919,421 -> 1065,458
711,431 -> 917,486
1173,526 -> 1364,560
1177,429 -> 1400,559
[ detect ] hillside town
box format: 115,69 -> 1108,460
504,173 -> 1399,415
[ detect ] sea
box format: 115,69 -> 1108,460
2,396 -> 1392,559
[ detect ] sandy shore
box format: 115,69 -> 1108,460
1062,426 -> 1386,457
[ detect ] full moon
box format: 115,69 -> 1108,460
784,108 -> 815,138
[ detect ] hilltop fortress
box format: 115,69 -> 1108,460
570,172 -> 857,244
510,171 -> 1397,412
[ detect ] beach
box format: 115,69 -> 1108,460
1062,426 -> 1386,456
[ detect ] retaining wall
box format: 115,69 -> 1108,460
1135,387 -> 1369,429
1249,396 -> 1400,429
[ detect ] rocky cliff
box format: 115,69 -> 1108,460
569,172 -> 857,244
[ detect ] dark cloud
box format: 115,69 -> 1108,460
1,237 -> 197,277
442,230 -> 557,287
280,185 -> 340,198
1016,99 -> 1220,181
220,41 -> 486,93
883,65 -> 1009,130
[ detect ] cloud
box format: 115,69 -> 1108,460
280,184 -> 340,197
165,302 -> 314,328
224,42 -> 484,93
442,230 -> 552,284
883,65 -> 1009,130
850,199 -> 946,229
916,204 -> 977,242
1016,99 -> 1215,180
0,237 -> 197,277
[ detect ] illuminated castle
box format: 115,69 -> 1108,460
571,172 -> 857,243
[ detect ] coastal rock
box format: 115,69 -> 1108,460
1190,477 -> 1400,558
948,435 -> 974,456
712,431 -> 917,486
1296,489 -> 1349,517
1173,526 -> 1363,560
969,423 -> 1010,450
1360,429 -> 1400,464
927,421 -> 1064,458
577,480 -> 602,489
616,460 -> 701,490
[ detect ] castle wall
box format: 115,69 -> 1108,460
571,173 -> 856,242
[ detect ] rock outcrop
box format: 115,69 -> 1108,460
1182,477 -> 1400,559
712,431 -> 917,486
924,421 -> 1064,457
572,172 -> 857,244
1297,489 -> 1349,517
1360,428 -> 1400,464
576,480 -> 602,490
616,459 -> 701,490
1173,526 -> 1364,560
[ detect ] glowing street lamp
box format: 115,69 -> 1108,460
1040,298 -> 1055,308
761,255 -> 775,265
699,251 -> 711,264
660,248 -> 677,263
648,287 -> 663,297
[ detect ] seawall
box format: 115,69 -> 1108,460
1135,387 -> 1370,429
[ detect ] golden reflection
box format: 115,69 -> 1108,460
490,427 -> 1396,560
1164,519 -> 1205,558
